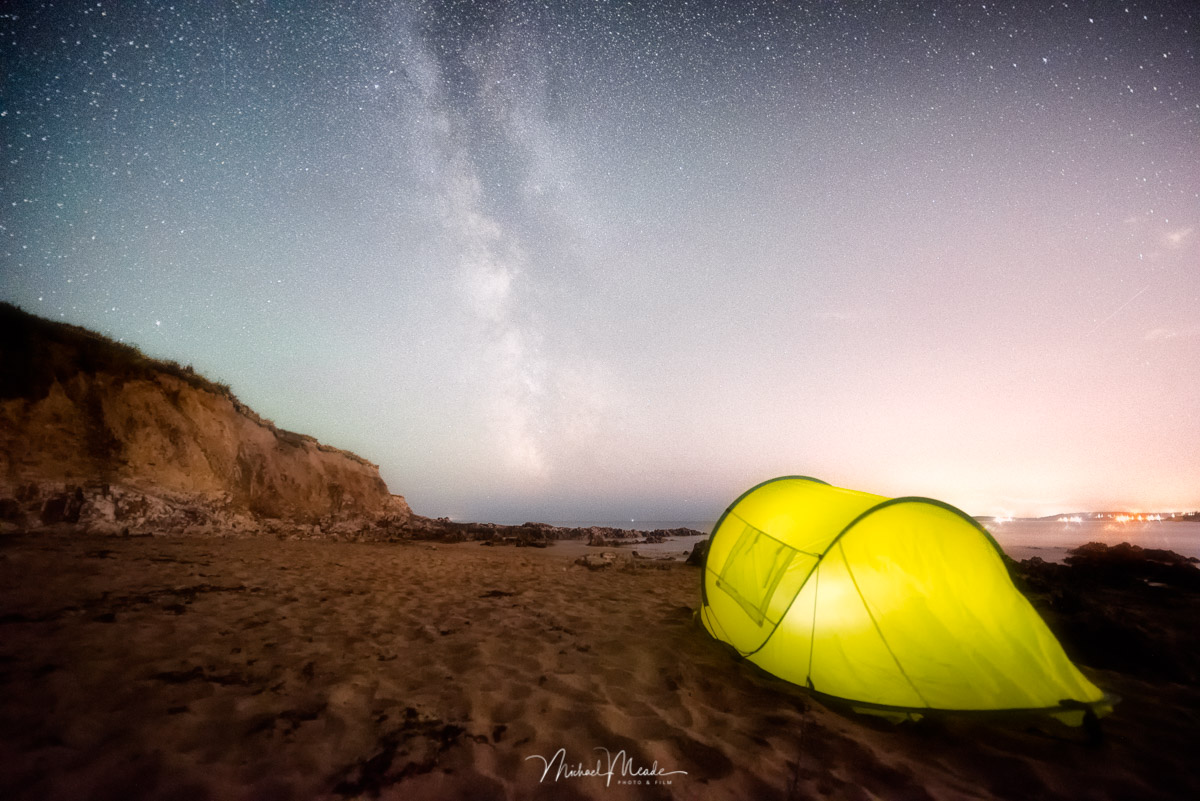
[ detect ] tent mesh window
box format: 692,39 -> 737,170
715,519 -> 797,626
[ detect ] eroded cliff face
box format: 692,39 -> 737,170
0,303 -> 411,536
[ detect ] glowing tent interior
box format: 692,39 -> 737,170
699,476 -> 1114,724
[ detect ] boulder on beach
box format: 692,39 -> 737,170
575,552 -> 618,570
686,537 -> 710,567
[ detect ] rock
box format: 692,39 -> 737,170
1012,547 -> 1200,683
575,553 -> 617,570
40,487 -> 85,525
585,528 -> 627,546
1061,541 -> 1200,590
0,497 -> 21,521
1067,540 -> 1199,569
686,538 -> 710,567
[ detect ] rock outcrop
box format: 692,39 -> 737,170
0,302 -> 410,536
685,537 -> 710,567
1011,542 -> 1200,684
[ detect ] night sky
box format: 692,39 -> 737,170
3,1 -> 1198,522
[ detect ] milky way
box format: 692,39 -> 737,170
3,1 -> 1198,520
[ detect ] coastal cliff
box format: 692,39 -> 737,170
0,303 -> 410,536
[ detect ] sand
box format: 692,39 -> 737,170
1,534 -> 1197,801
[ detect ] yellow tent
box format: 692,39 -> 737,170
699,476 -> 1113,724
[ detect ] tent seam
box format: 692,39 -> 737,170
839,542 -> 932,709
805,559 -> 819,688
736,555 -> 821,658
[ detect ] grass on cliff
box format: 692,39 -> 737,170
0,302 -> 239,404
0,302 -> 377,467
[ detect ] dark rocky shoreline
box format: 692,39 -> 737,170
1008,541 -> 1200,685
0,480 -> 706,546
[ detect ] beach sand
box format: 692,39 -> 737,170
1,534 -> 1196,800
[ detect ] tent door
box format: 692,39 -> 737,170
715,520 -> 797,626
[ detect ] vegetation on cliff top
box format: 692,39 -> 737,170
0,302 -> 375,467
1,302 -> 238,403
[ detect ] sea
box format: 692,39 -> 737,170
550,519 -> 1200,563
